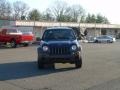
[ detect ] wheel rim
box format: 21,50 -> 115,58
11,41 -> 15,47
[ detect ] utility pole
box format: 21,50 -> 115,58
33,17 -> 36,41
94,19 -> 96,30
78,17 -> 83,40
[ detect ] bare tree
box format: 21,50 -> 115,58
13,1 -> 29,20
49,0 -> 68,21
47,1 -> 85,22
0,0 -> 12,19
43,8 -> 54,21
68,5 -> 85,22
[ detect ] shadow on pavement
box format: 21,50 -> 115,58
0,61 -> 75,81
0,46 -> 11,49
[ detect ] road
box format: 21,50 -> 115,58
0,42 -> 120,90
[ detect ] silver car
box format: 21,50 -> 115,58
94,35 -> 116,43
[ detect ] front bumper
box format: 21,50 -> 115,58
38,52 -> 81,63
20,41 -> 32,44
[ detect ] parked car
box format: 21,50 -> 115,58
37,27 -> 82,69
93,35 -> 116,43
0,28 -> 34,48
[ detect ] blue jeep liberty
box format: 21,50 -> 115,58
37,27 -> 82,69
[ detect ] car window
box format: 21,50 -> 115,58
42,29 -> 76,40
7,29 -> 17,33
97,37 -> 102,39
22,32 -> 33,35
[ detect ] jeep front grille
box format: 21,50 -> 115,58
49,47 -> 70,55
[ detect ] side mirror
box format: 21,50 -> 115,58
36,37 -> 41,41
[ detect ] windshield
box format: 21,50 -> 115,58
7,29 -> 22,33
42,29 -> 76,40
97,36 -> 113,39
22,32 -> 33,35
7,29 -> 17,33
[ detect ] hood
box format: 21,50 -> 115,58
46,40 -> 73,44
41,40 -> 78,45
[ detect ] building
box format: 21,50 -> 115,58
1,20 -> 120,40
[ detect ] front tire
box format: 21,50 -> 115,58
107,40 -> 112,43
10,40 -> 17,48
75,57 -> 82,69
23,43 -> 29,47
95,40 -> 98,43
46,63 -> 55,69
38,57 -> 44,69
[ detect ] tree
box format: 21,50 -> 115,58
47,1 -> 85,22
43,8 -> 54,21
28,9 -> 42,21
21,16 -> 26,20
85,14 -> 96,23
85,13 -> 110,24
13,1 -> 29,20
0,0 -> 12,19
68,5 -> 85,22
96,14 -> 109,24
91,14 -> 96,23
80,15 -> 85,23
103,17 -> 109,24
85,14 -> 91,23
96,14 -> 104,23
51,0 -> 68,21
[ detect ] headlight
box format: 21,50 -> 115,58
43,46 -> 48,51
71,45 -> 77,50
113,38 -> 116,42
94,37 -> 96,40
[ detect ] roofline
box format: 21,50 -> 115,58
8,20 -> 120,29
15,20 -> 120,25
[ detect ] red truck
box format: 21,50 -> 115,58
0,28 -> 34,48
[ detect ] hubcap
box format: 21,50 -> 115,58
11,41 -> 15,47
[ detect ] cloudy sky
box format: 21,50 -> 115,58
10,0 -> 120,24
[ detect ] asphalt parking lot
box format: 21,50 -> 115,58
0,41 -> 120,90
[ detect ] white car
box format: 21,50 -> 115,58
94,35 -> 116,43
